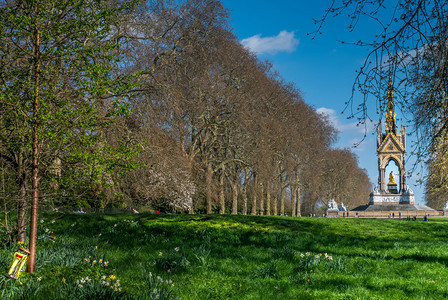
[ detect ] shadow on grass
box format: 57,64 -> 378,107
31,212 -> 448,299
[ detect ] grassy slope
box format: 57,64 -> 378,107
2,213 -> 448,299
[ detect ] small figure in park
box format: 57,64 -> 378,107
77,207 -> 85,213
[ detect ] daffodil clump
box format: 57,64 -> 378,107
100,274 -> 122,292
146,272 -> 176,300
297,252 -> 338,284
61,274 -> 125,299
155,247 -> 190,273
76,276 -> 92,288
83,246 -> 109,267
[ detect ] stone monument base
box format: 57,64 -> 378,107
351,185 -> 435,212
369,185 -> 416,205
369,192 -> 415,205
352,204 -> 435,212
326,209 -> 339,218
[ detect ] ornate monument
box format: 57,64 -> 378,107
351,76 -> 434,213
369,77 -> 416,205
326,199 -> 339,217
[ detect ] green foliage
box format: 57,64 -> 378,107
0,0 -> 140,214
0,277 -> 42,300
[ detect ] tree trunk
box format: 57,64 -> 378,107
259,182 -> 264,215
241,170 -> 249,215
231,180 -> 238,215
250,174 -> 257,215
241,188 -> 247,215
296,186 -> 302,217
291,183 -> 297,217
28,16 -> 41,273
27,14 -> 41,273
273,194 -> 277,216
219,167 -> 225,214
280,188 -> 285,216
265,180 -> 271,216
206,163 -> 213,214
272,180 -> 278,216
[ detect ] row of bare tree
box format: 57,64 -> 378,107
113,0 -> 371,215
0,0 -> 371,228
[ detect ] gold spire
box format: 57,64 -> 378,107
385,76 -> 396,134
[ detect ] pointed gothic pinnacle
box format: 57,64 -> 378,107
387,76 -> 393,99
386,76 -> 396,134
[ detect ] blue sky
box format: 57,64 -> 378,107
221,0 -> 426,204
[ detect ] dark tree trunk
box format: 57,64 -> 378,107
219,167 -> 225,214
250,174 -> 257,215
265,180 -> 271,216
206,163 -> 213,214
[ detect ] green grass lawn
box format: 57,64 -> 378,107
1,213 -> 448,299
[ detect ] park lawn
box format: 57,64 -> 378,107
1,213 -> 448,299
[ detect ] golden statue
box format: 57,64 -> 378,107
388,171 -> 397,185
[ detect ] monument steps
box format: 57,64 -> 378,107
352,204 -> 434,211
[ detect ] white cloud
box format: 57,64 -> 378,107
241,30 -> 299,55
317,107 -> 376,150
